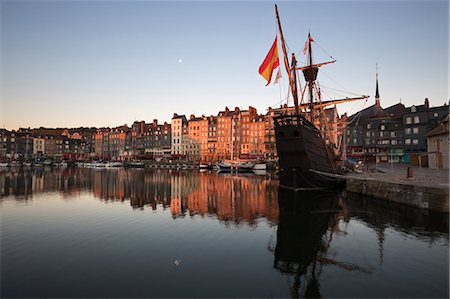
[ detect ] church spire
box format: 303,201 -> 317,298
375,64 -> 380,107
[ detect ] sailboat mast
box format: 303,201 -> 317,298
307,33 -> 315,121
275,4 -> 299,116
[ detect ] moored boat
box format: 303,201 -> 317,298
261,5 -> 368,191
253,163 -> 267,170
216,160 -> 255,172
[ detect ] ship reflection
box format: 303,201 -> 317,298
274,189 -> 374,298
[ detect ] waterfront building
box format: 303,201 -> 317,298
0,129 -> 13,159
108,126 -> 130,161
131,121 -> 146,157
246,115 -> 265,159
143,120 -> 171,160
44,135 -> 62,159
403,98 -> 449,165
236,106 -> 258,159
15,129 -> 34,160
171,114 -> 188,159
214,106 -> 260,161
216,107 -> 233,161
206,116 -> 218,163
427,115 -> 449,169
187,115 -> 208,162
264,107 -> 279,160
33,136 -> 45,156
346,83 -> 448,164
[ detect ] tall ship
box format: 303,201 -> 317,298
266,5 -> 369,191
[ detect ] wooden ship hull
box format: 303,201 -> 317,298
274,115 -> 345,191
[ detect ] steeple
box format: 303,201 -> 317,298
375,64 -> 380,107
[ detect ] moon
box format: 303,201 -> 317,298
178,59 -> 182,63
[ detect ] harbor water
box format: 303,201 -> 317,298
1,168 -> 448,298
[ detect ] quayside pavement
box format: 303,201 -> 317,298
345,163 -> 449,212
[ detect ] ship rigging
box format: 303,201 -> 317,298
262,4 -> 369,190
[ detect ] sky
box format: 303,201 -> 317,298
1,0 -> 448,130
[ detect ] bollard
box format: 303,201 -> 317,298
406,166 -> 413,178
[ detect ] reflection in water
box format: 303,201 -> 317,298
0,168 -> 279,226
275,190 -> 376,298
1,168 -> 448,298
274,188 -> 449,298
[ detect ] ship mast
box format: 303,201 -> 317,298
307,32 -> 315,121
275,4 -> 300,116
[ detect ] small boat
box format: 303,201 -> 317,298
105,161 -> 123,168
216,160 -> 255,172
0,162 -> 9,168
199,163 -> 213,170
253,163 -> 267,170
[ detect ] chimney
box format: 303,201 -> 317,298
173,113 -> 178,118
424,98 -> 429,108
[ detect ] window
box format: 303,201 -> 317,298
434,113 -> 439,117
405,128 -> 411,135
390,131 -> 396,137
413,127 -> 419,134
406,117 -> 412,124
353,138 -> 357,144
412,139 -> 419,145
380,132 -> 384,137
411,106 -> 417,113
367,123 -> 372,129
405,139 -> 411,145
380,125 -> 385,131
391,140 -> 397,145
366,132 -> 371,137
413,116 -> 420,124
365,139 -> 370,145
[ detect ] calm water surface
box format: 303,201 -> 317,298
1,168 -> 448,298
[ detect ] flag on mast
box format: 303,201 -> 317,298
303,34 -> 314,55
259,37 -> 280,86
273,67 -> 282,85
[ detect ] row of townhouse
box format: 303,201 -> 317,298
171,106 -> 269,163
0,104 -> 347,163
0,128 -> 95,161
346,97 -> 449,166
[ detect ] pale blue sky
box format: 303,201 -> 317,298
1,0 -> 448,130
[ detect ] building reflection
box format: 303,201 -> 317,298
0,168 -> 278,226
1,168 -> 448,297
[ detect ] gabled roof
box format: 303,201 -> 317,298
384,103 -> 405,116
348,104 -> 386,123
427,115 -> 449,137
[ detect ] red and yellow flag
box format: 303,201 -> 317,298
259,37 -> 280,86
